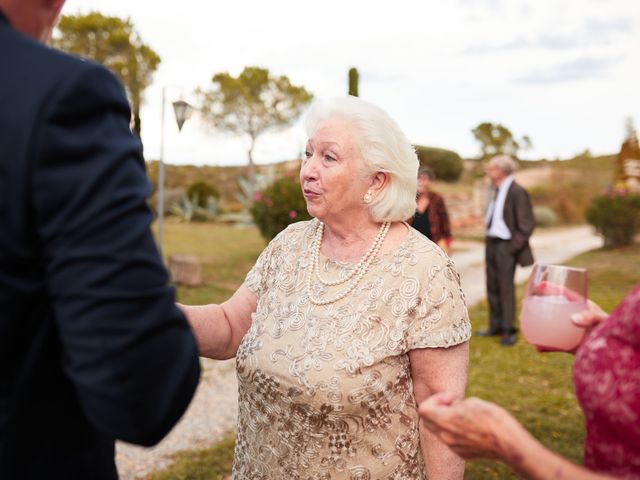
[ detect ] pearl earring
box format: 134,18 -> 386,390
363,190 -> 373,203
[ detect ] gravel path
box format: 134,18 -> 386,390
115,225 -> 603,479
115,358 -> 238,479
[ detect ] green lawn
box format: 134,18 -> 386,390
159,219 -> 266,305
151,221 -> 639,479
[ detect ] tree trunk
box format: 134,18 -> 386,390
133,104 -> 144,156
133,107 -> 142,139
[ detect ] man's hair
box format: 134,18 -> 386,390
305,96 -> 419,222
488,154 -> 517,175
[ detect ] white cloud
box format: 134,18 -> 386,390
62,0 -> 640,164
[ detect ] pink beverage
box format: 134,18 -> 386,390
520,295 -> 587,351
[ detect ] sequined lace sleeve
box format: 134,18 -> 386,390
242,222 -> 308,298
242,231 -> 280,298
405,256 -> 471,350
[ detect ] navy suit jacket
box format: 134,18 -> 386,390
0,11 -> 200,479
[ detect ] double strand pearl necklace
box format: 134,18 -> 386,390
306,221 -> 390,306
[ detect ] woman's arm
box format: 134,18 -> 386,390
178,284 -> 257,359
419,393 -> 618,480
409,342 -> 469,479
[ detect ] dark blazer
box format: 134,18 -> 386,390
0,11 -> 200,479
502,181 -> 535,266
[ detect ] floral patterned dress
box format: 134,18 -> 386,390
233,219 -> 471,479
574,283 -> 640,479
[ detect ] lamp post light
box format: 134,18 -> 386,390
157,87 -> 193,258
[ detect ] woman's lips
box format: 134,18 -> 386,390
303,188 -> 320,199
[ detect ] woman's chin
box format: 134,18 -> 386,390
305,206 -> 321,219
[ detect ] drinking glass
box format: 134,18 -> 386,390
520,264 -> 588,352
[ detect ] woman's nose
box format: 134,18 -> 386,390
300,155 -> 318,181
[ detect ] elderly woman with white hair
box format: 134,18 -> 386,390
182,96 -> 471,479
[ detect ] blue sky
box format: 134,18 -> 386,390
64,0 -> 640,166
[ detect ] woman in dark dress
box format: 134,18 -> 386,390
412,166 -> 452,255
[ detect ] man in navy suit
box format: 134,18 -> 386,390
0,0 -> 201,478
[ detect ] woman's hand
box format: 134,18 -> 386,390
437,239 -> 451,256
420,392 -> 620,480
570,300 -> 609,352
418,392 -> 523,461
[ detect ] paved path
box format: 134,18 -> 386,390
115,225 -> 603,479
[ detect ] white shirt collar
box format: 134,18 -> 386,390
497,175 -> 514,194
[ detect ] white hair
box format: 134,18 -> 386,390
489,154 -> 517,175
304,97 -> 419,222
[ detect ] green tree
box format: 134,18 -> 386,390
196,66 -> 313,194
471,122 -> 531,160
54,11 -> 161,141
348,67 -> 359,97
414,146 -> 464,182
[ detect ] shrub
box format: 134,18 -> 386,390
528,170 -> 597,225
586,193 -> 640,247
250,174 -> 311,241
186,181 -> 220,208
533,205 -> 558,227
414,145 -> 464,182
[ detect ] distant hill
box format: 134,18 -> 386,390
146,153 -> 617,219
146,160 -> 301,211
519,153 -> 616,171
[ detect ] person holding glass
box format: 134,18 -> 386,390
419,282 -> 640,479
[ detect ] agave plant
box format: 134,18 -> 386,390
234,167 -> 277,210
171,193 -> 219,222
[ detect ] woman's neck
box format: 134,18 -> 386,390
319,219 -> 409,263
321,220 -> 381,262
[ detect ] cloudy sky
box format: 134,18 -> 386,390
63,0 -> 640,166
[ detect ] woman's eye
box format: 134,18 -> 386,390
304,151 -> 312,159
324,154 -> 336,162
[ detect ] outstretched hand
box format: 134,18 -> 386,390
418,392 -> 522,460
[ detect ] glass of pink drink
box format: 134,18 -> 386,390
520,264 -> 588,352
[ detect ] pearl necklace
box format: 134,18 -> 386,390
306,221 -> 390,306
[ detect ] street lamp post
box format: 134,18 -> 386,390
157,87 -> 193,258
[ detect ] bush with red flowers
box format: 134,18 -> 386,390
250,174 -> 311,241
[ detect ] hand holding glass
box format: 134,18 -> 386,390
520,264 -> 588,352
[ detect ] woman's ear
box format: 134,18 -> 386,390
369,171 -> 389,196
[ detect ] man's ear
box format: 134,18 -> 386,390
48,0 -> 66,11
47,0 -> 66,20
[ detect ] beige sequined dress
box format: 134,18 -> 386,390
234,219 -> 470,479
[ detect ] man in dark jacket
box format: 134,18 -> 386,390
478,155 -> 535,346
0,1 -> 200,478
